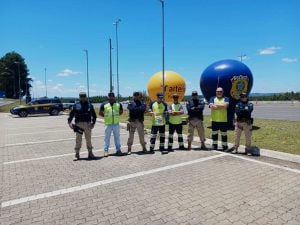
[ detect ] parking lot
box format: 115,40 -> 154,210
0,113 -> 299,225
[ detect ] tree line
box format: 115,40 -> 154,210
0,52 -> 32,99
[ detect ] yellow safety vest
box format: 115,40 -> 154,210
211,97 -> 227,122
169,103 -> 183,125
104,102 -> 120,125
151,102 -> 166,126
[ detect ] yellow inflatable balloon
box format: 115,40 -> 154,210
147,70 -> 186,103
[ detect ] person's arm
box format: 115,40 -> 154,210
209,97 -> 217,109
246,102 -> 254,113
99,103 -> 105,117
90,105 -> 97,125
198,99 -> 205,110
146,102 -> 154,115
216,97 -> 229,109
186,101 -> 191,113
175,104 -> 184,115
119,103 -> 123,115
67,104 -> 76,129
140,102 -> 147,113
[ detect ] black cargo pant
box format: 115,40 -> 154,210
211,122 -> 228,150
150,125 -> 165,150
168,123 -> 184,149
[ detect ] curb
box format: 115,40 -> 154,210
96,118 -> 300,164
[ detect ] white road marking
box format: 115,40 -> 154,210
3,144 -> 140,165
216,151 -> 300,174
4,133 -> 128,147
1,154 -> 226,208
6,130 -> 71,136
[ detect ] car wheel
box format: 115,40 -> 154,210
18,110 -> 28,117
50,109 -> 59,116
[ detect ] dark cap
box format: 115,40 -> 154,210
133,91 -> 140,96
156,92 -> 164,98
240,92 -> 248,97
108,92 -> 115,97
79,92 -> 87,97
192,91 -> 198,96
173,93 -> 179,98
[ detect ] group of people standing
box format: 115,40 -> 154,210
67,88 -> 254,161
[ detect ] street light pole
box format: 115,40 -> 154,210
158,0 -> 165,99
113,19 -> 121,100
83,49 -> 90,99
109,38 -> 113,93
44,68 -> 47,97
239,54 -> 247,62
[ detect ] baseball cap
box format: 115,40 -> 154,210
133,91 -> 140,96
173,93 -> 179,98
79,92 -> 87,97
156,92 -> 164,98
108,92 -> 115,97
192,91 -> 198,96
240,92 -> 248,97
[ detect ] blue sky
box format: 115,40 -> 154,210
1,0 -> 299,98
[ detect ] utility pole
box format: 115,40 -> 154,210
239,54 -> 247,62
158,0 -> 165,99
109,38 -> 113,93
83,49 -> 90,99
113,19 -> 121,100
44,68 -> 47,97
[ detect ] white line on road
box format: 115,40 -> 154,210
3,144 -> 140,165
216,151 -> 300,174
4,133 -> 128,147
6,130 -> 70,136
1,154 -> 225,208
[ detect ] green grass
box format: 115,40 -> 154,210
118,110 -> 300,155
0,100 -> 25,113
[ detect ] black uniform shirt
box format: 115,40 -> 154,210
235,101 -> 253,120
127,100 -> 146,122
68,101 -> 96,124
187,99 -> 205,120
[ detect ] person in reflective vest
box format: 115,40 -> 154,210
127,91 -> 147,154
68,92 -> 97,161
168,93 -> 186,151
99,92 -> 123,157
187,91 -> 208,150
148,92 -> 168,154
209,87 -> 229,151
229,93 -> 254,154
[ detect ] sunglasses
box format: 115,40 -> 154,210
216,91 -> 223,93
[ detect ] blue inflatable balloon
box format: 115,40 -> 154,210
200,59 -> 253,126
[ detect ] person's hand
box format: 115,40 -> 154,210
89,123 -> 95,129
211,104 -> 218,109
68,123 -> 73,129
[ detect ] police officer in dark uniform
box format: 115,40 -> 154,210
187,91 -> 208,150
127,91 -> 147,154
68,92 -> 97,161
229,93 -> 254,154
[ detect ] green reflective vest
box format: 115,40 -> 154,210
169,103 -> 183,125
104,102 -> 120,125
151,102 -> 166,126
211,97 -> 227,122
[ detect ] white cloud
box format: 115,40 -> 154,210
57,69 -> 81,77
282,57 -> 298,63
258,46 -> 281,55
52,84 -> 64,92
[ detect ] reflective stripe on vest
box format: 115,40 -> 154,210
211,97 -> 227,122
169,103 -> 182,125
104,103 -> 120,125
152,102 -> 166,126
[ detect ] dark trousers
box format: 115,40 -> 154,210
211,122 -> 228,150
150,126 -> 165,150
168,123 -> 184,149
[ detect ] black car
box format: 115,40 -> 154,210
10,98 -> 64,117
